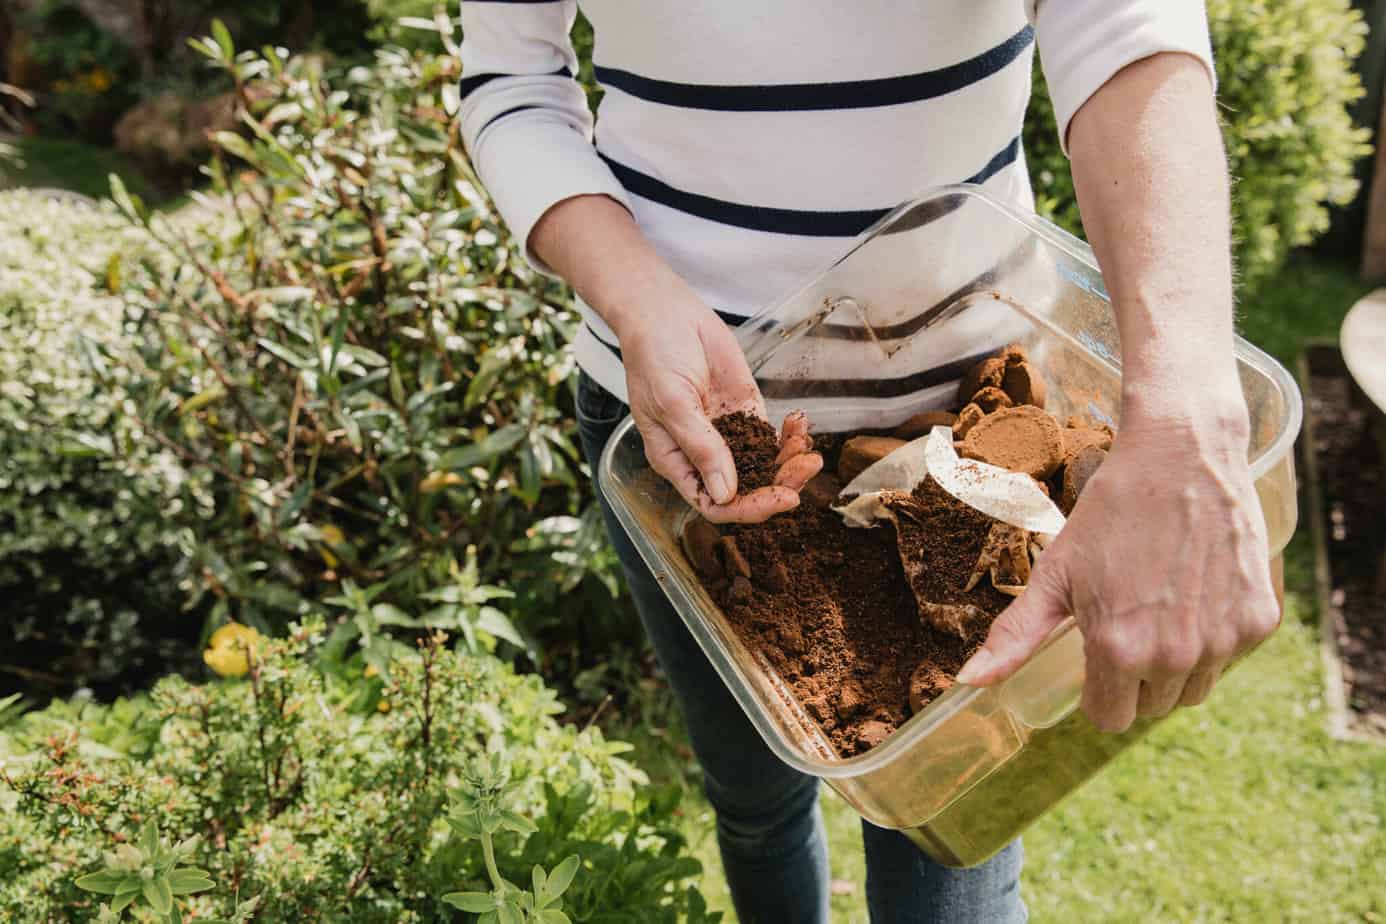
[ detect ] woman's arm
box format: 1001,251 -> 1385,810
958,51 -> 1279,733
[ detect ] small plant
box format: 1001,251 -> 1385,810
443,756 -> 580,924
1,622 -> 710,921
74,821 -> 220,923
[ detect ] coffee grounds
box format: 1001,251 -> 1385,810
713,412 -> 780,492
891,477 -> 1015,616
711,420 -> 1004,757
691,344 -> 1068,758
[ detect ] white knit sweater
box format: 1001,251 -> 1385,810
458,1 -> 1214,403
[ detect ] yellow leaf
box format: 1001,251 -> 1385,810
419,471 -> 465,494
203,623 -> 262,678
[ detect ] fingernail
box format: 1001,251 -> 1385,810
955,650 -> 995,686
708,471 -> 732,505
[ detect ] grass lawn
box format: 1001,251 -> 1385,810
620,255 -> 1386,922
1,135 -> 163,204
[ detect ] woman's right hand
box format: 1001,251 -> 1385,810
617,298 -> 822,523
529,193 -> 819,522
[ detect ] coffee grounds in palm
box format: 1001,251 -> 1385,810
712,412 -> 780,492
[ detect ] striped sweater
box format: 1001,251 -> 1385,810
458,1 -> 1214,404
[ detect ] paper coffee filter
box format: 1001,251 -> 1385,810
836,427 -> 1067,541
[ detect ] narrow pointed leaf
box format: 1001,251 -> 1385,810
441,891 -> 496,912
144,876 -> 173,915
75,870 -> 129,895
543,855 -> 581,903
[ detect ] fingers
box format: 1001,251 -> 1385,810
774,452 -> 823,491
656,395 -> 739,505
700,486 -> 801,524
1081,651 -> 1142,733
955,566 -> 1068,686
1136,674 -> 1186,718
1177,662 -> 1224,707
642,421 -> 713,510
774,433 -> 813,466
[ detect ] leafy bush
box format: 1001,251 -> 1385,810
1025,0 -> 1372,290
0,625 -> 716,923
103,26 -> 623,657
0,190 -> 198,697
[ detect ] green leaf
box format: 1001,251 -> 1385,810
543,855 -> 580,904
111,890 -> 139,912
442,891 -> 496,912
371,603 -> 418,627
477,607 -> 527,652
498,902 -> 524,924
539,911 -> 573,924
257,338 -> 315,369
340,345 -> 389,367
465,348 -> 510,410
144,875 -> 173,915
497,810 -> 537,837
139,820 -> 159,856
167,868 -> 216,895
438,424 -> 525,470
108,173 -> 148,225
278,482 -> 311,527
211,131 -> 257,165
75,870 -> 131,895
211,18 -> 235,61
180,386 -> 226,415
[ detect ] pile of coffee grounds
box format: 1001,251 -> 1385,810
891,478 -> 1014,615
686,345 -> 1107,758
713,412 -> 780,492
714,500 -> 983,757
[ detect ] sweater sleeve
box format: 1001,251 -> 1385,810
1025,0 -> 1215,153
458,2 -> 631,272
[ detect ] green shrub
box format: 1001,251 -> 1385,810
0,625 -> 716,923
105,27 -> 622,664
0,190 -> 198,697
1025,0 -> 1372,291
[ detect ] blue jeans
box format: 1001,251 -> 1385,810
575,373 -> 1026,924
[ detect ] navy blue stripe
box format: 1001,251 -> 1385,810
459,65 -> 572,101
594,26 -> 1032,113
584,307 -> 748,358
584,321 -> 993,402
599,134 -> 1020,237
480,104 -> 542,133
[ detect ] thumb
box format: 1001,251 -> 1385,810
956,566 -> 1068,687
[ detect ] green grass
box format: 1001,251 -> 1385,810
618,254 -> 1386,922
1,135 -> 162,204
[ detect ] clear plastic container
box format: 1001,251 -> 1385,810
597,184 -> 1302,868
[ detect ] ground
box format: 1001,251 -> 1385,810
617,258 -> 1386,923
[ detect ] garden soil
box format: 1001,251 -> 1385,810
1307,352 -> 1386,738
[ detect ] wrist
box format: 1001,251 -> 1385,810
604,280 -> 710,344
1120,378 -> 1250,455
